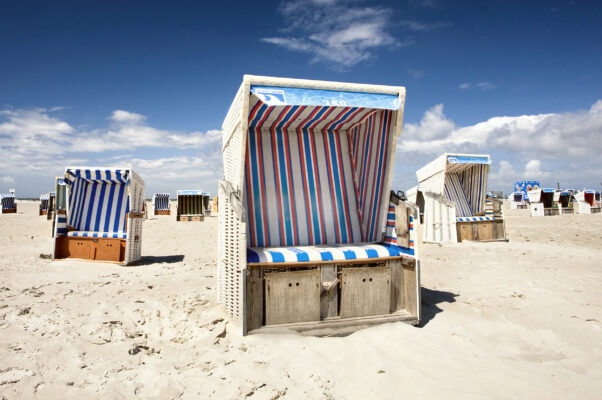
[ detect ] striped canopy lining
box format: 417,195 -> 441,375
1,194 -> 16,209
244,94 -> 393,248
154,193 -> 170,211
65,169 -> 130,237
443,164 -> 488,217
178,195 -> 204,216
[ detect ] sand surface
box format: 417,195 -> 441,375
1,202 -> 601,399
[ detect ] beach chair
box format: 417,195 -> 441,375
417,153 -> 506,243
528,188 -> 558,216
52,167 -> 145,264
39,194 -> 50,216
218,75 -> 420,335
574,189 -> 601,214
176,190 -> 208,221
0,193 -> 17,214
152,193 -> 171,215
554,190 -> 573,215
509,192 -> 527,209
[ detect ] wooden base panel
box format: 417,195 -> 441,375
55,236 -> 126,263
39,210 -> 48,216
245,257 -> 419,335
249,310 -> 418,336
456,220 -> 506,242
1,208 -> 17,214
154,209 -> 171,215
177,215 -> 203,221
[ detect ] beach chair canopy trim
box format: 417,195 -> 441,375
40,194 -> 50,201
245,86 -> 398,250
1,194 -> 16,210
63,168 -> 131,238
153,193 -> 170,211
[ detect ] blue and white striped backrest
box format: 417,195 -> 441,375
1,194 -> 16,209
444,174 -> 472,217
154,193 -> 170,210
66,169 -> 130,233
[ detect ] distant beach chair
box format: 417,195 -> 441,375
0,193 -> 17,214
528,188 -> 559,216
52,167 -> 145,264
416,153 -> 506,243
176,190 -> 209,221
210,196 -> 218,215
39,194 -> 50,216
152,193 -> 171,215
574,189 -> 601,214
218,75 -> 420,335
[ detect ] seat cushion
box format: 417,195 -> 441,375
457,216 -> 494,222
247,242 -> 414,264
67,231 -> 127,239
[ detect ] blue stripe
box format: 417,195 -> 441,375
320,251 -> 333,261
247,248 -> 260,263
84,182 -> 98,231
268,251 -> 284,263
365,249 -> 378,258
94,183 -> 107,231
113,184 -> 125,232
287,247 -> 309,262
343,249 -> 356,259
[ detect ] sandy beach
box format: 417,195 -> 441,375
1,201 -> 601,399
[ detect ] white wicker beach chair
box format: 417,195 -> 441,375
152,193 -> 171,215
417,153 -> 506,243
0,193 -> 17,214
218,75 -> 420,335
52,167 -> 145,265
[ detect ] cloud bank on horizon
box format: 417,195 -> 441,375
1,99 -> 601,196
396,100 -> 602,191
0,108 -> 223,197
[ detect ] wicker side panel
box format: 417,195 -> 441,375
217,181 -> 246,324
223,127 -> 245,190
222,83 -> 244,151
125,173 -> 145,264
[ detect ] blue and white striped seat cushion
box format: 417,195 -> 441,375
247,242 -> 414,264
457,216 -> 494,222
67,231 -> 127,239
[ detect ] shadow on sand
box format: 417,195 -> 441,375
419,287 -> 458,327
136,255 -> 185,266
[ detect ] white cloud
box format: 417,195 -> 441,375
110,110 -> 146,124
459,81 -> 497,90
261,1 -> 400,69
396,100 -> 602,191
399,20 -> 451,32
0,107 -> 223,196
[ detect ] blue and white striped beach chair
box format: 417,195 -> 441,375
52,167 -> 145,264
0,193 -> 17,214
152,193 -> 171,215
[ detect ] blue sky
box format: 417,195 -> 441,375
1,0 -> 601,197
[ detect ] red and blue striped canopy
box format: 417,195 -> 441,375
245,93 -> 394,247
